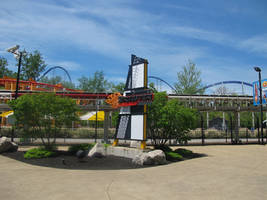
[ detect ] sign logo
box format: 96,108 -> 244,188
106,92 -> 122,108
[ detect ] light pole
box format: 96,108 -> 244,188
6,45 -> 23,142
254,66 -> 264,145
6,45 -> 23,100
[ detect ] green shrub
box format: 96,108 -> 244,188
68,143 -> 95,154
174,148 -> 194,158
24,148 -> 56,159
165,151 -> 183,161
103,143 -> 111,148
154,144 -> 172,152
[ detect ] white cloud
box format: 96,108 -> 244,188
0,0 -> 266,92
240,34 -> 267,56
161,26 -> 233,45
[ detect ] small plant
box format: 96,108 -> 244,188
174,148 -> 193,158
103,143 -> 111,148
24,147 -> 56,159
165,151 -> 183,161
68,143 -> 95,154
154,144 -> 172,152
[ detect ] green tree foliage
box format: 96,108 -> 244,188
174,60 -> 204,94
78,70 -> 111,92
148,82 -> 158,93
147,92 -> 198,145
20,50 -> 47,81
0,56 -> 16,78
9,93 -> 79,149
111,82 -> 125,93
40,76 -> 76,89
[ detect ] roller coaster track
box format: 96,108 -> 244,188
202,81 -> 253,90
0,78 -> 79,93
148,76 -> 177,92
148,76 -> 253,95
38,66 -> 72,83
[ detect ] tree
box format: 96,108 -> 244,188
147,92 -> 168,144
9,93 -> 79,149
0,56 -> 16,78
20,50 -> 47,81
148,82 -> 158,93
174,60 -> 204,94
40,76 -> 76,89
111,82 -> 125,93
213,85 -> 236,95
147,92 -> 198,145
78,70 -> 111,92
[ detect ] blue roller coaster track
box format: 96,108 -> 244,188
202,81 -> 253,90
148,76 -> 177,92
38,66 -> 72,83
148,75 -> 253,94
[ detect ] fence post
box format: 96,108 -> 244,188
225,128 -> 227,143
257,116 -> 260,144
246,128 -> 248,143
230,114 -> 233,144
201,114 -> 205,145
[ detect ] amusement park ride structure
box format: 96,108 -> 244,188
0,72 -> 264,145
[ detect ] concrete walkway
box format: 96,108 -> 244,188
1,145 -> 267,200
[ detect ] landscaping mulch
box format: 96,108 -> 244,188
2,150 -> 145,170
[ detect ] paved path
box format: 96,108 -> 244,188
1,145 -> 267,200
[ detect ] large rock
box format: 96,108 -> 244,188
0,137 -> 18,153
132,149 -> 166,166
147,150 -> 166,165
132,153 -> 154,165
88,143 -> 106,158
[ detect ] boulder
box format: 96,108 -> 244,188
0,137 -> 18,153
88,143 -> 106,158
76,150 -> 87,159
132,153 -> 154,165
147,150 -> 166,165
132,150 -> 166,166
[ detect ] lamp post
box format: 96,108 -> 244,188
254,66 -> 264,145
6,45 -> 22,100
6,45 -> 23,142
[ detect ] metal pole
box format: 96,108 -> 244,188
246,128 -> 248,143
257,116 -> 260,144
201,114 -> 204,145
94,99 -> 98,143
11,52 -> 22,142
230,114 -> 233,144
15,52 -> 22,100
258,71 -> 264,144
225,127 -> 228,143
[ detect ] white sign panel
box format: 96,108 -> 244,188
117,115 -> 130,139
131,64 -> 144,89
131,115 -> 144,140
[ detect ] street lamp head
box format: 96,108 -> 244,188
254,66 -> 261,72
6,45 -> 20,54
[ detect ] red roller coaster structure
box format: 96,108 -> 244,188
0,77 -> 110,103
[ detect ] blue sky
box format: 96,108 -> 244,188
0,0 -> 266,94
